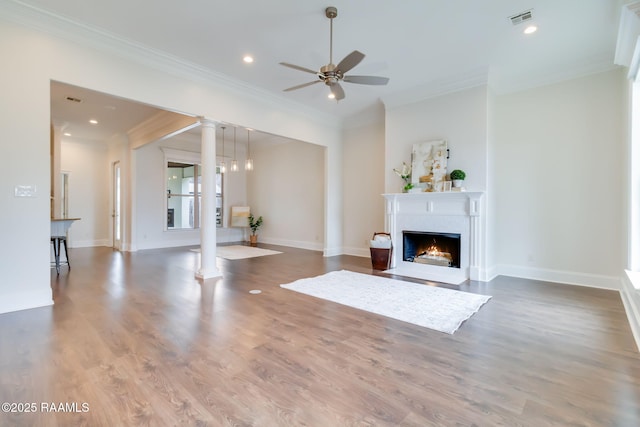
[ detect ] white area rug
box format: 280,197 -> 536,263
191,245 -> 282,260
280,270 -> 491,334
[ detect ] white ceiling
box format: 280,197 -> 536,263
27,0 -> 624,140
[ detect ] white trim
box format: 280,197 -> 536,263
622,271 -> 640,352
342,246 -> 371,258
494,264 -> 620,290
69,239 -> 111,248
258,236 -> 323,253
0,289 -> 53,315
382,68 -> 488,109
0,0 -> 337,127
615,1 -> 640,68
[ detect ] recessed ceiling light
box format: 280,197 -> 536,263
63,132 -> 71,136
89,119 -> 98,124
524,25 -> 537,34
243,55 -> 254,64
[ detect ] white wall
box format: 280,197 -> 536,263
0,15 -> 342,314
342,109 -> 386,257
385,86 -> 489,193
493,69 -> 625,288
0,22 -> 55,313
247,140 -> 325,251
61,139 -> 111,247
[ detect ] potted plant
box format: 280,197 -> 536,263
248,213 -> 263,247
450,169 -> 466,188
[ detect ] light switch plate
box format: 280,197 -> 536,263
15,185 -> 37,197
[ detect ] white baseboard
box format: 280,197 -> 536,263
341,246 -> 371,258
622,271 -> 640,352
0,288 -> 53,315
259,236 -> 323,252
494,264 -> 620,290
68,238 -> 111,248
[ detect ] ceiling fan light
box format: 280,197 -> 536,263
328,92 -> 335,99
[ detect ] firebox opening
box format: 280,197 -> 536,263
403,231 -> 461,268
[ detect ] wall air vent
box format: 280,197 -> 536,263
509,9 -> 533,26
65,96 -> 82,103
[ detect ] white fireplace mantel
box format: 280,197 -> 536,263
382,191 -> 486,284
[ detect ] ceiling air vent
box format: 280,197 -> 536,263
65,96 -> 82,103
509,9 -> 533,26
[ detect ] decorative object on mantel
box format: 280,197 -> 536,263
248,213 -> 263,246
411,140 -> 448,192
450,169 -> 466,188
393,162 -> 414,192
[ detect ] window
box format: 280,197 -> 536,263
164,149 -> 222,230
167,162 -> 201,229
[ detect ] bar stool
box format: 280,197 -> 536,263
51,236 -> 70,275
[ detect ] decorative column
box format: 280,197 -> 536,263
196,118 -> 222,280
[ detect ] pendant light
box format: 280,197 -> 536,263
231,127 -> 238,172
245,128 -> 254,171
220,126 -> 226,174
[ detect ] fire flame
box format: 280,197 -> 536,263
426,243 -> 440,256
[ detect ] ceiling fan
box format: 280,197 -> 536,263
280,6 -> 389,101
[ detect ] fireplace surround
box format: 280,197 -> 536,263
383,192 -> 485,284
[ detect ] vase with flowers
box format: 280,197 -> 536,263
393,162 -> 414,192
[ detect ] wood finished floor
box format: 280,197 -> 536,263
1,245 -> 639,426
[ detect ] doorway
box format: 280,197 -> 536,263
113,161 -> 121,250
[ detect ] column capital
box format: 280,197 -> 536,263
199,117 -> 218,128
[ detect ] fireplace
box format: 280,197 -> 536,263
383,191 -> 485,284
403,231 -> 461,268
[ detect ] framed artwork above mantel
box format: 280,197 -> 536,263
411,140 -> 448,191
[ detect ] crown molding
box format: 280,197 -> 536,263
0,0 -> 338,128
615,1 -> 640,68
492,53 -> 621,95
382,68 -> 488,110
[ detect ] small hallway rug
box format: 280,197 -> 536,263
191,245 -> 282,260
280,270 -> 491,334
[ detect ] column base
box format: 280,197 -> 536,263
195,268 -> 223,280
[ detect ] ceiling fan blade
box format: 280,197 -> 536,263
343,75 -> 389,85
279,62 -> 319,75
329,82 -> 345,100
336,50 -> 365,74
283,80 -> 321,92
